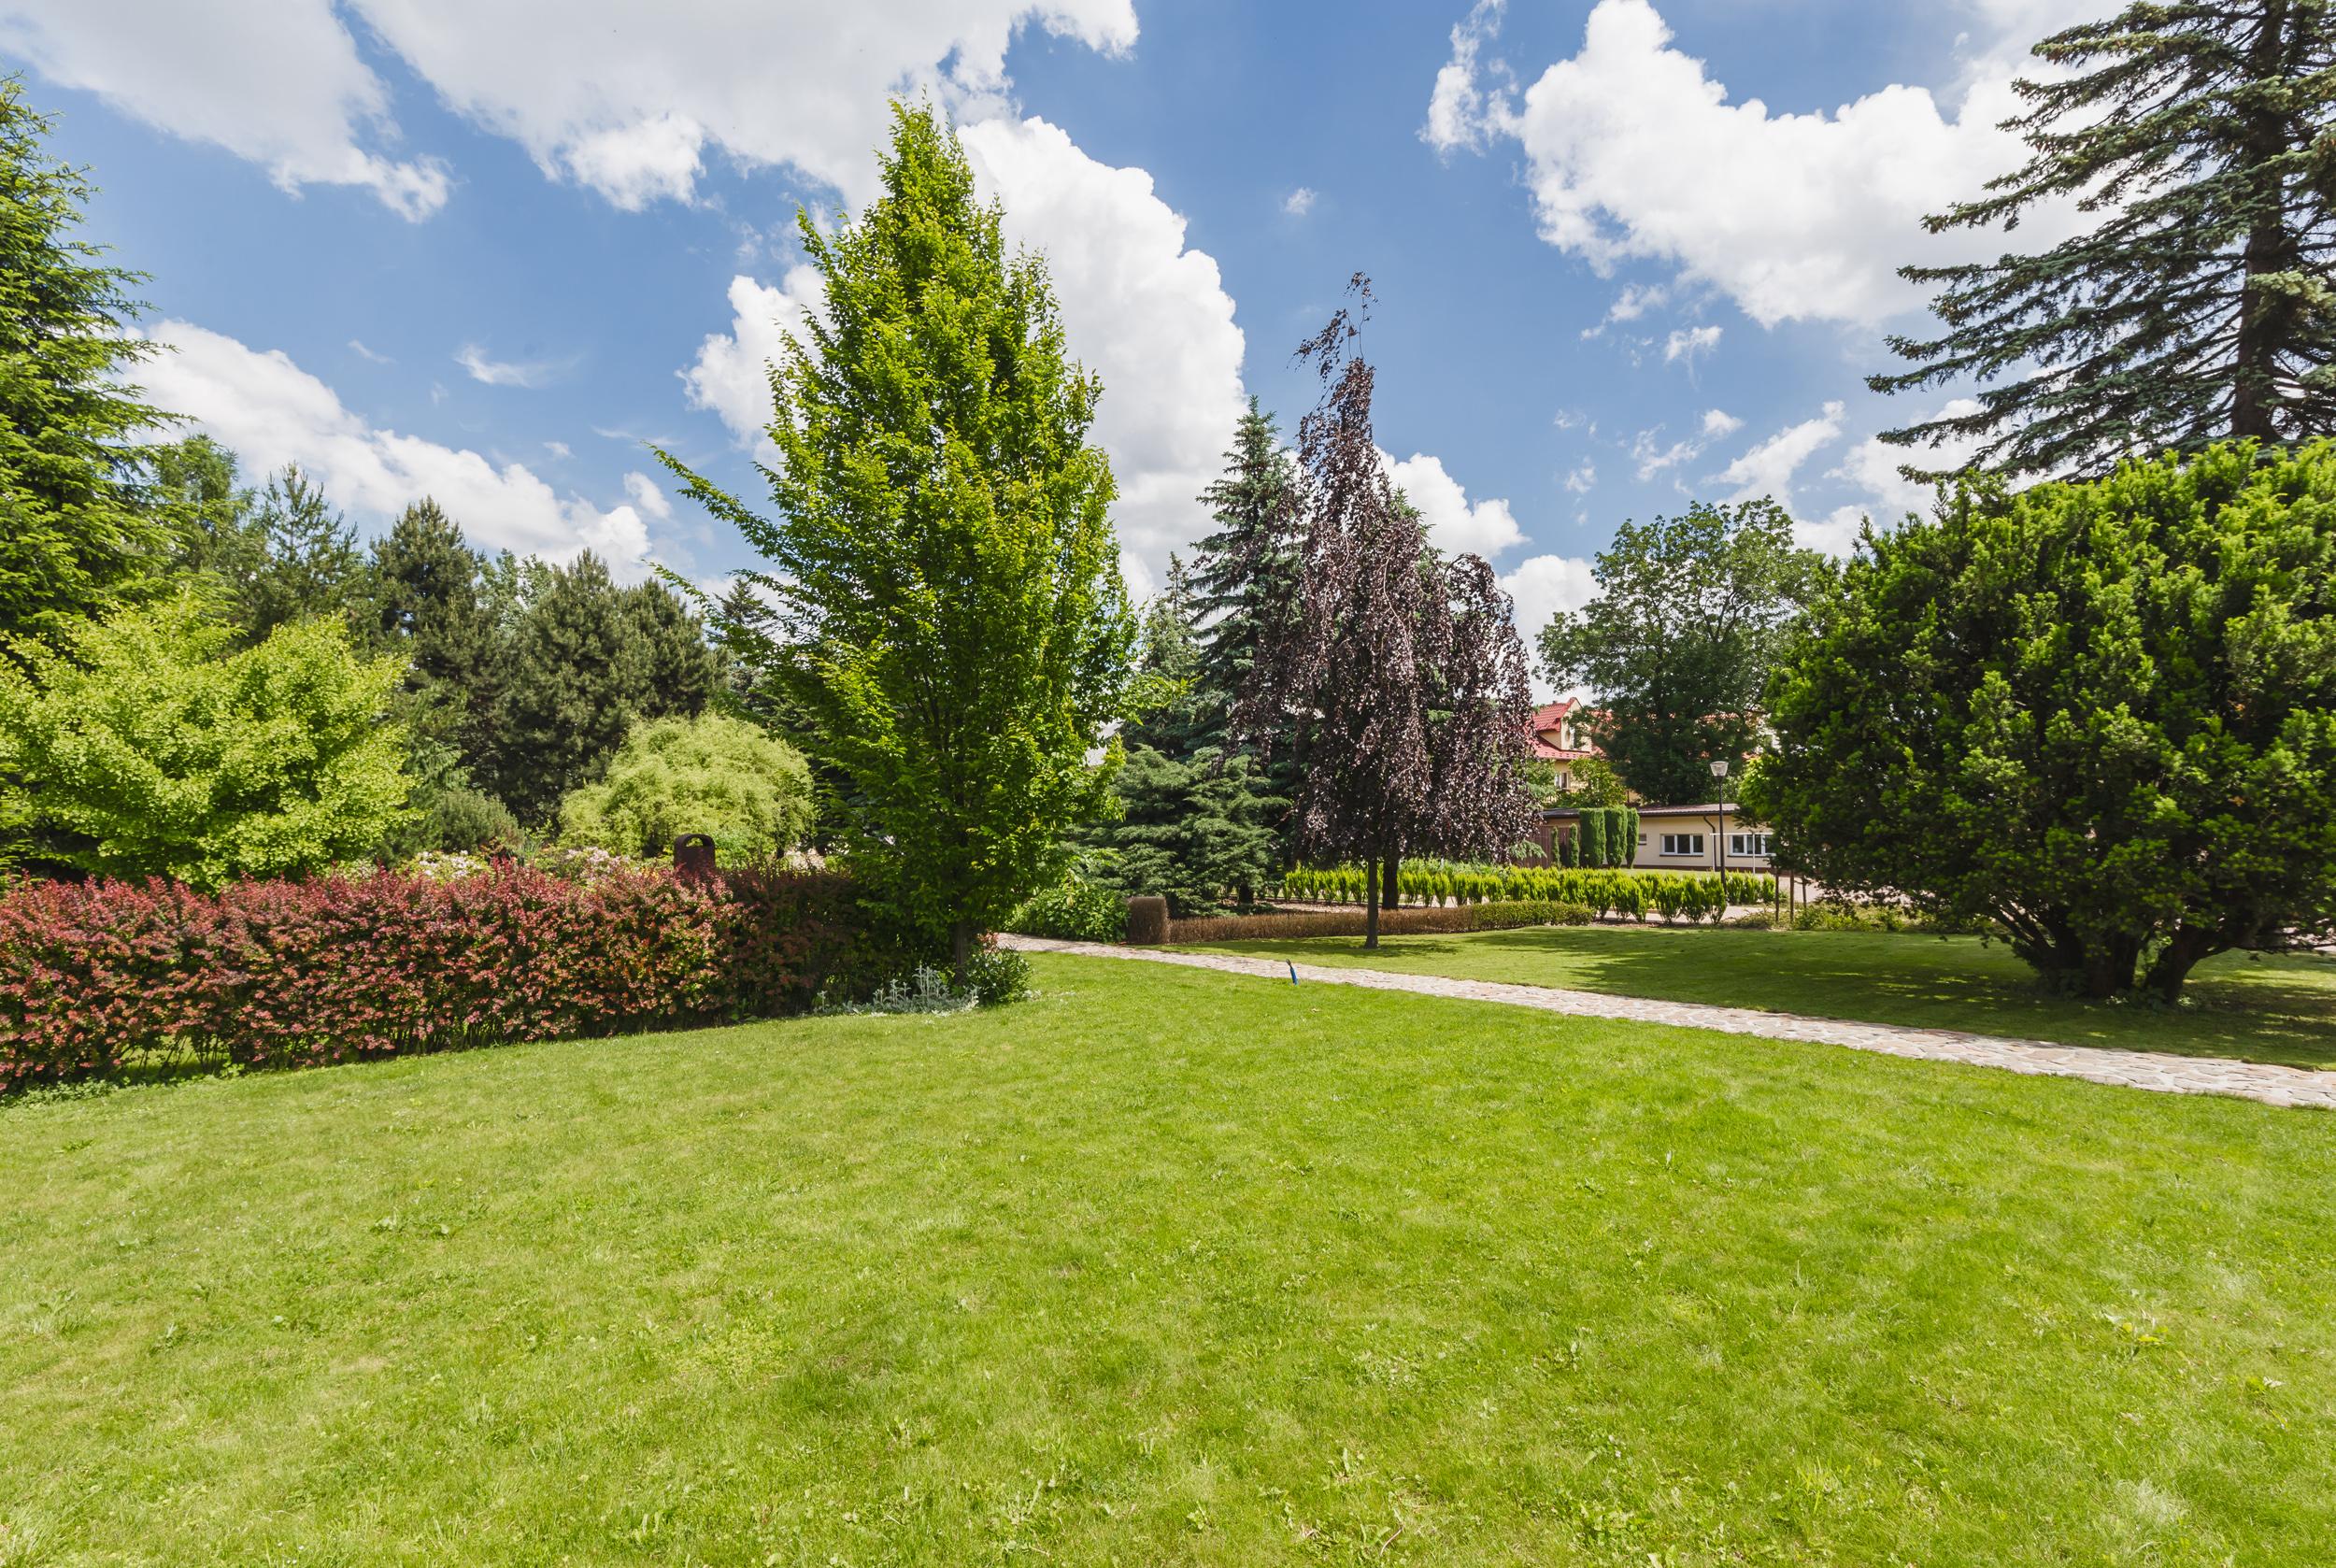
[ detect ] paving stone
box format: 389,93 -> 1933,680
1000,935 -> 2336,1112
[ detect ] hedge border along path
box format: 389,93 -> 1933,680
999,935 -> 2336,1111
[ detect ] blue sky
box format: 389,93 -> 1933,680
6,0 -> 2104,658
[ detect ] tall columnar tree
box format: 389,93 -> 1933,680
1875,0 -> 2336,476
1241,278 -> 1533,947
1747,441 -> 2336,1001
0,80 -> 174,644
662,101 -> 1137,976
1539,499 -> 1826,806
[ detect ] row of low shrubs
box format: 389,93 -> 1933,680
1167,899 -> 1599,945
0,864 -> 899,1090
1280,863 -> 1776,916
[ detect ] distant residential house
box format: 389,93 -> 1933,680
1527,698 -> 1602,792
1523,701 -> 1773,871
1539,802 -> 1773,872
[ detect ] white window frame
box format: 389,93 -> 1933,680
1730,832 -> 1772,859
1659,833 -> 1705,858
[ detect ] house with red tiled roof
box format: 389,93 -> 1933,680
1527,698 -> 1602,791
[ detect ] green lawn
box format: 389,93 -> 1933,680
5,953 -> 2334,1565
1175,924 -> 2336,1071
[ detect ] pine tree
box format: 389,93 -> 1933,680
495,551 -> 644,824
0,80 -> 174,644
659,101 -> 1138,977
364,498 -> 506,790
620,580 -> 718,720
1189,398 -> 1303,746
1875,0 -> 2336,476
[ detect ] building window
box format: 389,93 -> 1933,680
1730,832 -> 1772,858
1659,833 -> 1705,857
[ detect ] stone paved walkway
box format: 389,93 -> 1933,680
1000,935 -> 2336,1111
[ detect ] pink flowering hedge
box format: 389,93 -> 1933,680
0,864 -> 891,1089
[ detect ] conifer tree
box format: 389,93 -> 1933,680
620,579 -> 719,720
661,102 -> 1137,976
237,464 -> 363,642
1189,398 -> 1303,746
495,551 -> 644,823
0,80 -> 174,643
1876,0 -> 2336,475
365,498 -> 506,788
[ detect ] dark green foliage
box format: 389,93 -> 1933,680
389,784 -> 522,858
363,498 -> 506,789
1189,397 -> 1304,752
0,80 -> 173,644
1091,745 -> 1282,917
661,102 -> 1138,976
1621,806 -> 1641,865
1876,1 -> 2336,476
1558,829 -> 1578,868
1540,500 -> 1825,805
621,579 -> 719,720
495,551 -> 643,824
1749,441 -> 2336,1000
153,435 -> 262,597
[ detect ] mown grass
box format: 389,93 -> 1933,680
4,952 -> 2333,1565
1174,923 -> 2336,1071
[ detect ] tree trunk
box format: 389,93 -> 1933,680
950,919 -> 975,990
2144,926 -> 2223,1004
2079,934 -> 2142,1000
1383,845 -> 1401,912
1364,850 -> 1381,950
2232,0 -> 2297,441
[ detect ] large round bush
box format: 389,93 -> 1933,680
558,713 -> 815,862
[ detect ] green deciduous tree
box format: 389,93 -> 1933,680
661,102 -> 1136,976
1539,499 -> 1826,806
1876,0 -> 2336,476
558,712 -> 815,862
0,595 -> 411,888
0,80 -> 174,644
1748,441 -> 2336,1000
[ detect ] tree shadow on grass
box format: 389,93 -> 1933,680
1188,926 -> 2336,1073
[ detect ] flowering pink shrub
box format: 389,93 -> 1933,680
0,864 -> 889,1089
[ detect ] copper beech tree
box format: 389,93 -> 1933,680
1235,278 -> 1536,947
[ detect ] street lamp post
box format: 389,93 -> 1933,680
1709,758 -> 1731,880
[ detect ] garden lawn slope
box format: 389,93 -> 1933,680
1175,925 -> 2336,1072
4,953 -> 2332,1564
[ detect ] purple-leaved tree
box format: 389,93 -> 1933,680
1236,277 -> 1536,947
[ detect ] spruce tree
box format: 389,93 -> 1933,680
1876,0 -> 2336,476
660,101 -> 1138,977
0,80 -> 174,643
1189,397 -> 1303,746
495,551 -> 644,824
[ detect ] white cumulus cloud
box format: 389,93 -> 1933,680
1714,400 -> 1846,506
140,320 -> 651,568
1385,450 -> 1525,559
1425,0 -> 2101,328
0,0 -> 449,217
1,0 -> 1140,213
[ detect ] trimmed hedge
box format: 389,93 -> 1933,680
1170,900 -> 1597,945
1277,862 -> 1774,914
0,864 -> 891,1090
